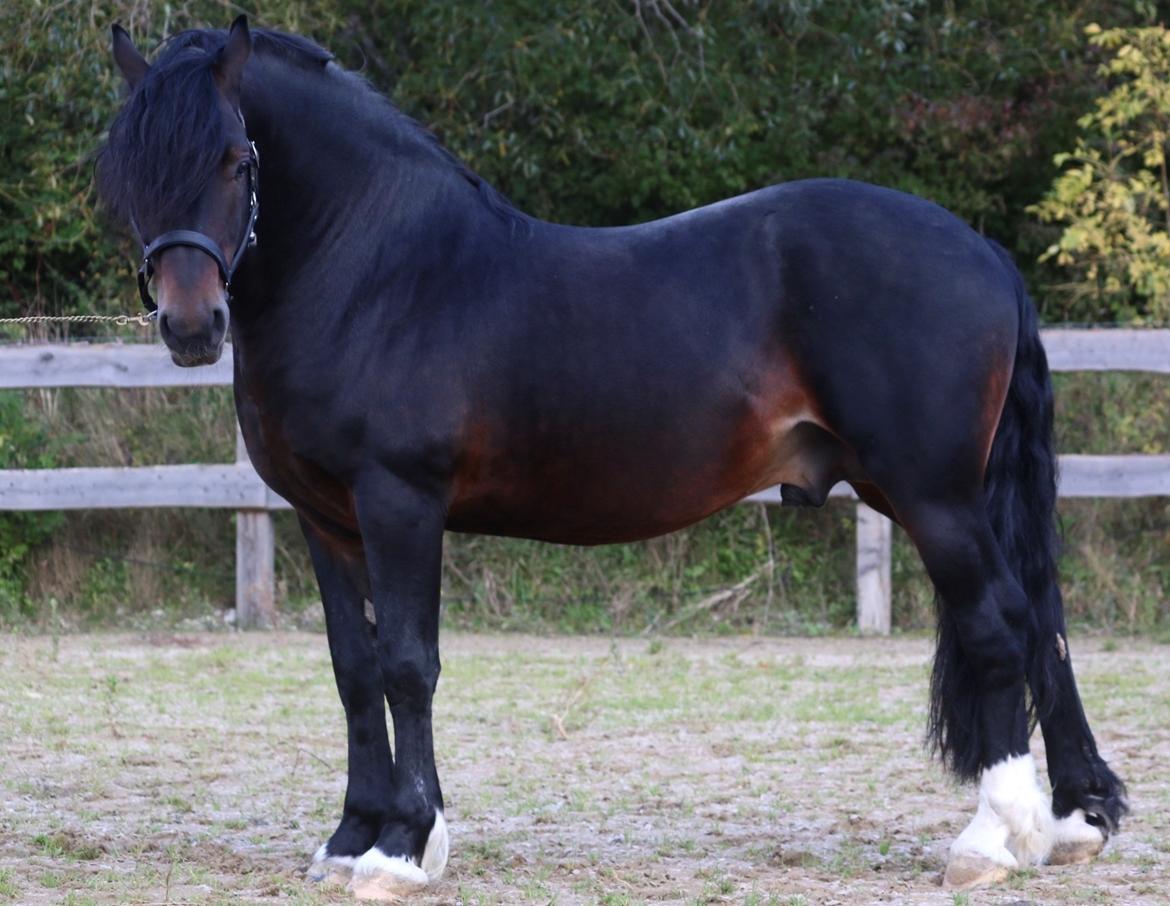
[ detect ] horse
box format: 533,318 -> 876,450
98,17 -> 1127,899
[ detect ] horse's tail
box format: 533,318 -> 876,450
928,239 -> 1064,779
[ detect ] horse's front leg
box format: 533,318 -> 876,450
299,519 -> 393,886
346,474 -> 449,900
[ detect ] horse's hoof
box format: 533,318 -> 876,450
348,848 -> 430,901
943,854 -> 1011,890
307,844 -> 356,885
1048,809 -> 1106,866
1049,837 -> 1105,865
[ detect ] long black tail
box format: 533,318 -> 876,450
928,240 -> 1064,780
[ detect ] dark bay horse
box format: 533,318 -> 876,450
99,18 -> 1126,898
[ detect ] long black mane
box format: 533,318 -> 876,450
98,27 -> 519,231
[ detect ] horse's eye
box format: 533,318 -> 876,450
234,160 -> 249,181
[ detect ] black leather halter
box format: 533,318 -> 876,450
136,139 -> 260,313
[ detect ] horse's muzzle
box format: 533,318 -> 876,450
158,302 -> 229,367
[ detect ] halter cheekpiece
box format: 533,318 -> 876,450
135,122 -> 259,313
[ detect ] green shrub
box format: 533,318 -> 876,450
0,394 -> 63,620
1031,24 -> 1170,322
1,1 -> 1167,630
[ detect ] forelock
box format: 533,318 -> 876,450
98,34 -> 230,230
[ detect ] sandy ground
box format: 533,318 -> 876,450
0,632 -> 1166,905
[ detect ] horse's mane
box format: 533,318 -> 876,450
98,27 -> 520,231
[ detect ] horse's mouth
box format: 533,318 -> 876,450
169,344 -> 224,367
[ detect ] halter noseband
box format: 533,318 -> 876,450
136,138 -> 259,313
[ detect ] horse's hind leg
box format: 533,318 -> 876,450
1035,627 -> 1126,864
300,520 -> 392,886
895,496 -> 1055,888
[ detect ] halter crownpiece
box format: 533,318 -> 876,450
136,136 -> 259,313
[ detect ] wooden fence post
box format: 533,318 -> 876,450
235,428 -> 276,629
856,503 -> 892,635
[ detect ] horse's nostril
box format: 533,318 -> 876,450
212,306 -> 227,335
158,311 -> 172,338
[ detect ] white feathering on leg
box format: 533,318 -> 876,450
421,809 -> 449,881
980,753 -> 1055,866
945,753 -> 1056,889
950,797 -> 1017,867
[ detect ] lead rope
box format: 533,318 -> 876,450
0,312 -> 157,343
0,312 -> 156,327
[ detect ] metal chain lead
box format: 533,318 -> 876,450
0,312 -> 156,327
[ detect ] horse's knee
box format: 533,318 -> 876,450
952,586 -> 1028,688
376,641 -> 439,704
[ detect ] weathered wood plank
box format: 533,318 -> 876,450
236,510 -> 276,628
0,464 -> 270,509
2,454 -> 1168,513
1055,453 -> 1170,497
235,428 -> 277,629
0,331 -> 1168,391
1040,328 -> 1170,374
856,503 -> 892,635
0,343 -> 234,388
745,455 -> 1170,506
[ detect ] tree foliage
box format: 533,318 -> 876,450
2,1 -> 1168,626
0,0 -> 1160,324
0,0 -> 341,324
1031,23 -> 1170,323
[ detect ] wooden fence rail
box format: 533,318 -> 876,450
1,329 -> 1168,630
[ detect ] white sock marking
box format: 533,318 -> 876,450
951,753 -> 1054,867
421,809 -> 449,881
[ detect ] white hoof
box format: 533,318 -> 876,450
308,844 -> 356,886
955,754 -> 1054,868
1049,809 -> 1106,865
348,848 -> 429,901
947,753 -> 1057,888
943,853 -> 1013,890
421,809 -> 449,881
948,801 -> 1018,874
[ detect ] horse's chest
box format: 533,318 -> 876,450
236,391 -> 359,536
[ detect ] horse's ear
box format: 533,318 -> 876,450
214,14 -> 252,103
112,23 -> 149,89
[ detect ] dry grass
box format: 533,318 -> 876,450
0,632 -> 1166,905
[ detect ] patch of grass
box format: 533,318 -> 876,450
32,831 -> 103,861
0,633 -> 1165,904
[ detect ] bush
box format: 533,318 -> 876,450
1,1 -> 1167,631
0,394 -> 62,620
1031,24 -> 1170,322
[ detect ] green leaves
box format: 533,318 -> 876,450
1031,24 -> 1170,322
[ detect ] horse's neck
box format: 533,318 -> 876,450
236,61 -> 494,327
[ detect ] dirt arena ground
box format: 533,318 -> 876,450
0,632 -> 1166,905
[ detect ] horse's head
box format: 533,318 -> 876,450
101,17 -> 257,366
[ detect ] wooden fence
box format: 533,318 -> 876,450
2,330 -> 1169,630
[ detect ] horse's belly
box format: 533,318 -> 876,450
446,408 -> 841,545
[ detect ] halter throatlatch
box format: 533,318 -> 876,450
136,138 -> 259,313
